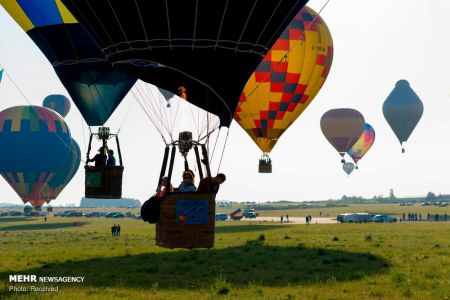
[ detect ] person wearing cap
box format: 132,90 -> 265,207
107,149 -> 116,166
178,170 -> 196,192
87,147 -> 107,167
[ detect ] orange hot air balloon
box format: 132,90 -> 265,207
235,6 -> 333,173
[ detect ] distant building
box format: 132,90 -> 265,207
80,197 -> 141,208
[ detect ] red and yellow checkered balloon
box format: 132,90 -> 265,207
235,6 -> 333,153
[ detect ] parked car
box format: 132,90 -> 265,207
87,212 -> 101,218
215,213 -> 228,221
105,212 -> 120,218
243,209 -> 257,218
373,215 -> 397,223
111,213 -> 125,218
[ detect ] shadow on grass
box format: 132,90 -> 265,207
1,239 -> 389,289
0,222 -> 87,231
0,217 -> 36,223
214,224 -> 290,233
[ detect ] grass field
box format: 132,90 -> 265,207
0,206 -> 449,299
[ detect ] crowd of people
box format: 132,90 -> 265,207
401,212 -> 448,222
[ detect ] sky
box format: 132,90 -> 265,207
1,0 -> 450,206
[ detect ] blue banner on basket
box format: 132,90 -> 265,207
176,200 -> 209,224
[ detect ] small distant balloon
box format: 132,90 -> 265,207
342,162 -> 355,175
320,108 -> 365,162
43,94 -> 71,117
347,123 -> 375,168
383,80 -> 423,153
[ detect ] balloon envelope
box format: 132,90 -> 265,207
383,80 -> 423,149
320,108 -> 365,158
43,94 -> 71,117
41,138 -> 81,203
0,0 -> 136,125
0,106 -> 72,206
61,0 -> 308,127
0,68 -> 3,83
235,6 -> 333,153
347,123 -> 375,165
342,162 -> 355,175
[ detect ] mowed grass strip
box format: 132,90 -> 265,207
0,211 -> 449,299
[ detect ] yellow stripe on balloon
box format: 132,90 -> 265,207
0,0 -> 35,31
55,0 -> 77,24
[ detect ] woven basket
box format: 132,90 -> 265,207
85,166 -> 123,198
156,193 -> 215,248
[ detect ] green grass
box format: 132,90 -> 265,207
0,208 -> 449,299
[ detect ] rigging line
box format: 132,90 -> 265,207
30,8 -> 60,63
1,67 -> 85,163
134,83 -> 166,135
235,0 -> 259,52
113,60 -> 233,125
67,0 -> 111,48
145,84 -> 173,139
131,88 -> 165,138
150,85 -> 172,139
188,99 -> 200,138
133,0 -> 150,48
81,114 -> 87,154
107,0 -> 131,46
117,95 -> 136,130
216,127 -> 230,174
149,85 -> 172,139
263,1 -> 301,51
251,0 -> 283,53
209,126 -> 221,162
170,93 -> 182,142
215,0 -> 229,49
192,0 -> 198,50
165,0 -> 172,50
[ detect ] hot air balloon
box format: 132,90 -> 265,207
43,94 -> 71,117
0,68 -> 3,83
0,106 -> 72,210
342,162 -> 355,175
0,0 -> 141,199
383,80 -> 423,153
347,123 -> 375,169
235,6 -> 333,172
60,0 -> 308,128
320,108 -> 365,162
0,0 -> 136,126
40,138 -> 81,204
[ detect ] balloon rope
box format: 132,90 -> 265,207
165,0 -> 172,49
192,0 -> 199,50
215,0 -> 229,49
217,128 -> 230,174
251,1 -> 284,52
234,0 -> 258,52
117,96 -> 136,130
210,127 -> 222,163
107,0 -> 131,46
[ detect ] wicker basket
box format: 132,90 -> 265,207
156,193 -> 215,249
85,166 -> 123,198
